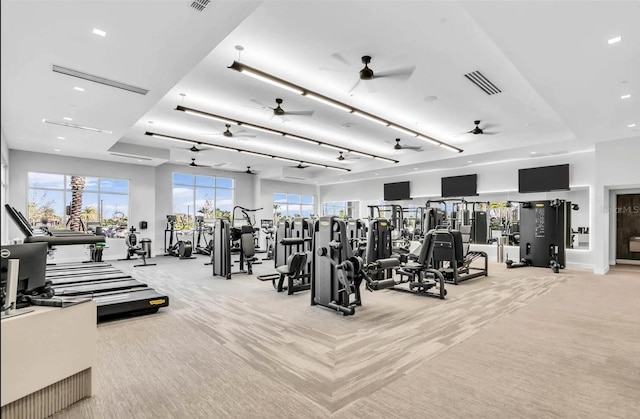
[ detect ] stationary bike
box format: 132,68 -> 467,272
120,226 -> 156,267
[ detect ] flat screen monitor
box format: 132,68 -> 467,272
441,174 -> 478,197
384,181 -> 411,201
519,164 -> 570,193
0,243 -> 48,294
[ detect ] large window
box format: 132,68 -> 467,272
28,172 -> 129,238
172,173 -> 234,230
273,193 -> 314,220
322,201 -> 358,219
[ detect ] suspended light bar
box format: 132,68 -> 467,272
416,135 -> 442,147
351,111 -> 389,126
174,105 -> 398,163
228,60 -> 463,153
304,93 -> 352,112
144,131 -> 351,172
439,143 -> 463,153
389,124 -> 418,137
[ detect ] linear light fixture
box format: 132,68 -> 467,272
175,105 -> 398,163
228,60 -> 463,153
144,131 -> 351,172
42,119 -> 112,134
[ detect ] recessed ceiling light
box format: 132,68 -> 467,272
57,136 -> 65,140
63,117 -> 72,121
73,87 -> 84,92
608,36 -> 622,45
53,148 -> 61,152
531,151 -> 537,155
467,160 -> 473,163
137,159 -> 143,162
621,94 -> 631,100
375,173 -> 379,176
628,124 -> 637,128
92,28 -> 106,37
413,168 -> 418,170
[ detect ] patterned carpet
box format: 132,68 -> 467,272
45,256 -> 639,418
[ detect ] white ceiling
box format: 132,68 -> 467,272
2,1 -> 638,185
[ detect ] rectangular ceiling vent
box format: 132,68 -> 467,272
52,65 -> 149,95
464,71 -> 502,95
190,0 -> 210,12
110,153 -> 152,161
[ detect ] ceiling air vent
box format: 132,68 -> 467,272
52,65 -> 149,95
463,71 -> 501,95
110,153 -> 152,161
190,0 -> 210,12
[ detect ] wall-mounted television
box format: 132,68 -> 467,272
384,181 -> 410,201
441,174 -> 478,197
518,164 -> 570,193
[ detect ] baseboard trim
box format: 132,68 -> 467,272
615,259 -> 640,266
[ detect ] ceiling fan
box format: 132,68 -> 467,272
203,124 -> 256,139
232,166 -> 259,175
250,98 -> 314,119
290,162 -> 309,169
455,120 -> 498,136
393,138 -> 422,152
337,151 -> 360,162
182,157 -> 211,168
325,54 -> 416,93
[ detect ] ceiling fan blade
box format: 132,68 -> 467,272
330,52 -> 352,67
249,98 -> 271,109
234,133 -> 257,139
283,110 -> 314,116
375,65 -> 416,80
348,78 -> 362,93
481,132 -> 498,135
319,66 -> 351,73
481,123 -> 496,130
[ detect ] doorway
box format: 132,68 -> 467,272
615,194 -> 640,265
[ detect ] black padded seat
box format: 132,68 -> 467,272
25,235 -> 106,246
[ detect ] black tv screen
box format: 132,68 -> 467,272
384,181 -> 410,201
441,174 -> 477,197
519,164 -> 569,193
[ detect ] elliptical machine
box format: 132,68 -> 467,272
164,215 -> 194,259
193,215 -> 213,256
261,219 -> 275,261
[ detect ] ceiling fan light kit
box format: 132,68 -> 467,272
228,60 -> 463,153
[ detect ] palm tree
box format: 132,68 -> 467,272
68,176 -> 86,231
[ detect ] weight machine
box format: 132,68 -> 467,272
505,200 -> 567,273
311,216 -> 397,316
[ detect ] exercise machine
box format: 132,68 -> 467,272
164,215 -> 194,259
211,218 -> 257,278
119,226 -> 155,267
261,219 -> 275,261
506,200 -> 566,273
193,215 -> 214,256
311,216 -> 397,316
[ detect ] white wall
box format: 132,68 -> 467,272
1,126 -> 10,245
321,151 -> 597,269
7,150 -> 156,262
594,136 -> 640,274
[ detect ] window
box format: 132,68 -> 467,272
273,193 -> 314,221
322,201 -> 358,219
172,173 -> 234,230
27,172 -> 129,238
